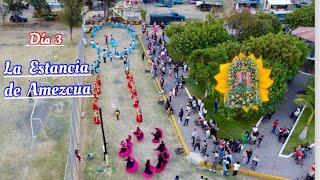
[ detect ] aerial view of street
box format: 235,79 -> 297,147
0,0 -> 316,179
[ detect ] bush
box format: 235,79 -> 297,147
167,20 -> 231,62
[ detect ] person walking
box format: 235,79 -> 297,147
201,140 -> 208,156
178,109 -> 184,124
183,113 -> 190,126
232,162 -> 240,176
115,108 -> 120,120
193,136 -> 201,151
191,128 -> 198,147
271,119 -> 279,134
246,149 -> 253,164
160,77 -> 164,89
250,155 -> 259,170
142,51 -> 145,61
168,90 -> 173,102
257,135 -> 264,148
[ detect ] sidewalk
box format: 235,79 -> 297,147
139,32 -> 314,179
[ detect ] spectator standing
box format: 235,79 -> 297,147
201,140 -> 208,156
191,128 -> 198,147
246,148 -> 253,164
257,135 -> 264,148
178,109 -> 184,124
272,119 -> 279,134
184,113 -> 190,126
232,162 -> 240,176
194,136 -> 201,151
168,90 -> 173,102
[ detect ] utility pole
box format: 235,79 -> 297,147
99,107 -> 108,161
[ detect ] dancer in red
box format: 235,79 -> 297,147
133,98 -> 139,108
133,127 -> 144,142
142,159 -> 155,179
131,88 -> 137,99
128,81 -> 133,90
119,141 -> 129,158
136,108 -> 143,123
92,99 -> 99,112
93,111 -> 100,124
151,128 -> 163,143
125,156 -> 139,174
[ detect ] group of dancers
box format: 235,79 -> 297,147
126,72 -> 143,123
88,21 -> 138,74
92,75 -> 101,125
119,127 -> 171,179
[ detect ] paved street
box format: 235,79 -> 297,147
140,31 -> 314,179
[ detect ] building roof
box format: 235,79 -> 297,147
291,27 -> 315,43
267,0 -> 291,5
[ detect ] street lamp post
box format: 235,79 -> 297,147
99,107 -> 108,161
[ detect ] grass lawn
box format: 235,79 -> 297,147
185,78 -> 207,99
185,79 -> 259,140
283,106 -> 315,154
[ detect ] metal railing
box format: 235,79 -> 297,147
64,14 -> 87,180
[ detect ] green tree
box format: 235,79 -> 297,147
5,0 -> 23,15
225,10 -> 282,41
294,79 -> 315,139
187,46 -> 230,97
285,2 -> 315,28
167,20 -> 230,61
61,0 -> 82,42
164,22 -> 185,38
29,0 -> 51,16
0,2 -> 8,24
101,0 -> 117,19
140,8 -> 147,21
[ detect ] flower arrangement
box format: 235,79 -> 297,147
214,53 -> 273,112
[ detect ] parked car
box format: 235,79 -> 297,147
10,15 -> 27,23
150,12 -> 185,25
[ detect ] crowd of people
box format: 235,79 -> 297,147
140,22 -> 269,176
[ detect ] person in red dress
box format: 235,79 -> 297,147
93,110 -> 100,124
136,108 -> 143,123
92,99 -> 99,112
131,88 -> 137,99
133,97 -> 139,108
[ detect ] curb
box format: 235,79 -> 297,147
138,35 -> 190,156
278,104 -> 306,157
200,162 -> 288,180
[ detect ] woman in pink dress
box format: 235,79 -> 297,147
133,127 -> 144,142
142,159 -> 155,179
119,141 -> 129,158
151,128 -> 163,143
125,156 -> 139,174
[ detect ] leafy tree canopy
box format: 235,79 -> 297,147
285,2 -> 315,28
225,10 -> 282,41
167,19 -> 231,62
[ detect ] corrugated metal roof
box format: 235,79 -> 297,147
292,27 -> 315,43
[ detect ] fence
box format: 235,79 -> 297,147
64,14 -> 87,180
